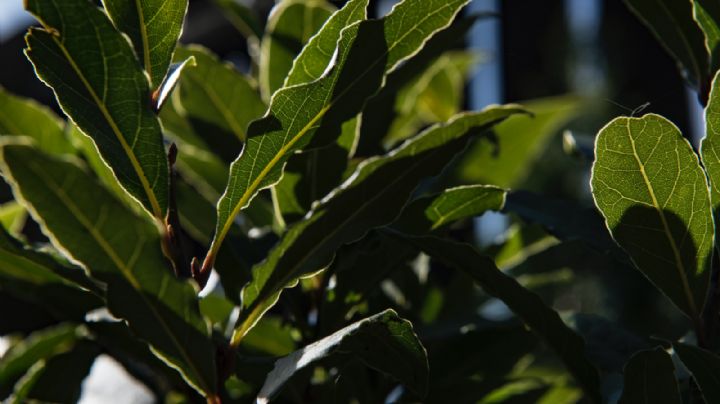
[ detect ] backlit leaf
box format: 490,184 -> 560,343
592,114 -> 713,322
206,0 -> 473,272
393,185 -> 505,234
0,87 -> 73,155
24,0 -> 169,218
257,309 -> 428,403
102,0 -> 188,89
260,0 -> 335,100
0,143 -> 216,396
232,106 -> 524,345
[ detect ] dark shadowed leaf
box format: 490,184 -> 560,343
213,0 -> 264,40
693,0 -> 720,75
674,342 -> 720,404
0,324 -> 79,399
24,0 -> 169,218
257,309 -> 428,403
320,230 -> 418,334
102,0 -> 188,89
618,347 -> 681,404
259,0 -> 335,100
393,185 -> 505,234
0,225 -> 102,321
503,191 -> 621,257
397,234 -> 601,402
0,87 -> 73,155
624,0 -> 709,95
356,15 -> 483,157
11,340 -> 98,403
0,143 -> 216,396
205,0 -> 472,272
232,106 -> 524,345
592,114 -> 713,322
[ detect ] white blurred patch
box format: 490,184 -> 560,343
0,336 -> 10,357
79,355 -> 154,404
0,0 -> 33,42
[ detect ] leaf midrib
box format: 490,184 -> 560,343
212,1 -> 462,258
624,119 -> 699,320
35,23 -> 163,218
135,0 -> 153,85
234,132 -> 468,345
22,159 -> 208,394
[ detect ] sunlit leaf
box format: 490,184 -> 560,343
257,309 -> 428,403
102,0 -> 188,89
232,106 -> 523,345
592,114 -> 713,322
24,0 -> 168,218
0,143 -> 216,396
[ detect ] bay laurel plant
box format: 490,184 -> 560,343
8,0 -> 720,403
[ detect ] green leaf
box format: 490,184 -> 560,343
618,348 -> 681,404
425,325 -> 537,402
257,309 -> 428,403
0,87 -> 74,155
0,143 -> 216,396
153,57 -> 196,111
674,342 -> 720,403
205,0 -> 472,270
0,201 -> 26,236
398,234 -> 601,402
701,70 -> 720,244
0,226 -> 102,321
693,0 -> 720,75
274,116 -> 360,222
241,316 -> 297,356
321,231 -> 418,334
233,106 -> 524,345
102,0 -> 188,89
393,185 -> 505,234
355,15 -> 482,157
456,95 -> 581,188
24,0 -> 169,219
212,0 -> 264,40
11,340 -> 98,404
260,0 -> 335,100
591,114 -> 714,322
624,0 -> 710,95
175,45 -> 266,143
503,191 -> 622,259
383,50 -> 478,146
283,0 -> 369,87
0,324 -> 79,399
